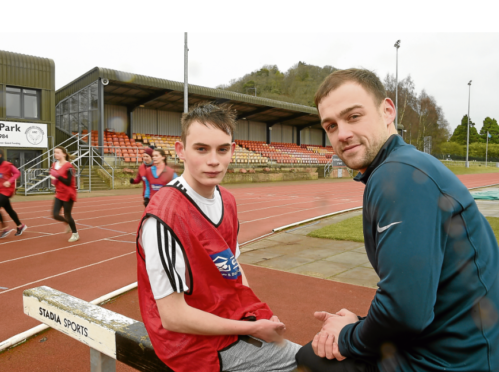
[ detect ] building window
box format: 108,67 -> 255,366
56,81 -> 99,136
6,86 -> 40,119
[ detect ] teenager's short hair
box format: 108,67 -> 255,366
181,102 -> 236,144
314,68 -> 387,108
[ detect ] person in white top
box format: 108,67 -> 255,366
141,174 -> 241,300
137,102 -> 300,372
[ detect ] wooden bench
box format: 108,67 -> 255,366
23,286 -> 172,372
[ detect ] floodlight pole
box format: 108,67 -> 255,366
184,32 -> 188,113
466,80 -> 472,168
394,40 -> 401,130
486,131 -> 489,167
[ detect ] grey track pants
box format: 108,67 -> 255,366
219,336 -> 301,372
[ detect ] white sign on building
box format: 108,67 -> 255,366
0,121 -> 48,148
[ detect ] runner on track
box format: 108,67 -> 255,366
0,149 -> 27,238
130,146 -> 154,205
143,148 -> 177,206
50,146 -> 79,243
136,103 -> 300,372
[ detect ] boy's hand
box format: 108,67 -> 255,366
270,315 -> 281,323
250,319 -> 286,343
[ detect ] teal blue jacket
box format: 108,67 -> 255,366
339,135 -> 499,372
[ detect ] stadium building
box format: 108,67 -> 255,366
1,49 -> 347,194
0,50 -> 55,170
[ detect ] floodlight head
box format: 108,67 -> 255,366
394,40 -> 401,48
468,80 -> 472,85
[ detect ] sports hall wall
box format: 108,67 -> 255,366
104,104 -> 327,146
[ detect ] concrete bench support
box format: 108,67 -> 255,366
23,286 -> 171,372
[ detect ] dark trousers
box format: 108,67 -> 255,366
53,198 -> 77,233
0,194 -> 22,227
296,342 -> 379,372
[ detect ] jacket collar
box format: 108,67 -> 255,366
354,134 -> 405,185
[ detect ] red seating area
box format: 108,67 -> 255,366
271,143 -> 330,165
235,140 -> 333,165
300,144 -> 336,160
235,140 -> 297,164
103,130 -> 144,163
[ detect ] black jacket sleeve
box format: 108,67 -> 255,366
57,168 -> 73,186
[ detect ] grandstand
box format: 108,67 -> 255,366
96,132 -> 336,166
236,140 -> 334,165
10,65 -> 350,194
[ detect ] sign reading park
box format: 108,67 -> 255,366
0,121 -> 48,148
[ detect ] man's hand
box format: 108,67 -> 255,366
312,308 -> 359,361
3,181 -> 10,188
270,315 -> 280,323
312,331 -> 345,360
250,319 -> 286,343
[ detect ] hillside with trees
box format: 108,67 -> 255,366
217,62 -> 336,107
218,63 -> 450,154
440,116 -> 499,161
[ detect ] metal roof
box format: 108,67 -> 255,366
56,67 -> 322,129
0,50 -> 55,90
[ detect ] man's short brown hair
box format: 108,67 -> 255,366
181,102 -> 237,143
314,68 -> 387,109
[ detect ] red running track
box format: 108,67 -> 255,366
1,173 -> 498,343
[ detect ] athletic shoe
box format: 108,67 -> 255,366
64,225 -> 72,234
68,233 -> 79,242
14,224 -> 27,236
0,229 -> 11,239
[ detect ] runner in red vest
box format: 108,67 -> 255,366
0,149 -> 27,238
143,148 -> 177,206
136,103 -> 299,372
50,146 -> 79,242
130,146 -> 153,205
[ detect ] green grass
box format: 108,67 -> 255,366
308,215 -> 364,242
444,165 -> 499,175
308,216 -> 499,244
486,217 -> 499,242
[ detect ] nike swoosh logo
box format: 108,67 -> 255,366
377,221 -> 402,233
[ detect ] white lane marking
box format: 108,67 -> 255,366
0,220 -> 139,246
0,233 -> 131,265
240,200 -> 360,224
0,252 -> 135,295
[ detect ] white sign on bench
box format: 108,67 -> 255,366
23,286 -> 171,372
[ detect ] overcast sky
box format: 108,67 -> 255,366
2,3 -> 498,134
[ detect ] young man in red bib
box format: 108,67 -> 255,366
136,103 -> 300,372
0,149 -> 27,238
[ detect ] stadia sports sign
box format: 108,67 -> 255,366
0,121 -> 48,148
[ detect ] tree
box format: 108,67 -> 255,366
384,74 -> 449,153
440,142 -> 464,156
449,115 -> 482,145
480,117 -> 499,144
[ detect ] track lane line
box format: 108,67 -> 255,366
0,233 -> 132,265
0,252 -> 135,296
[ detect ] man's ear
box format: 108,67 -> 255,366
231,142 -> 236,156
175,141 -> 186,161
383,98 -> 397,128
